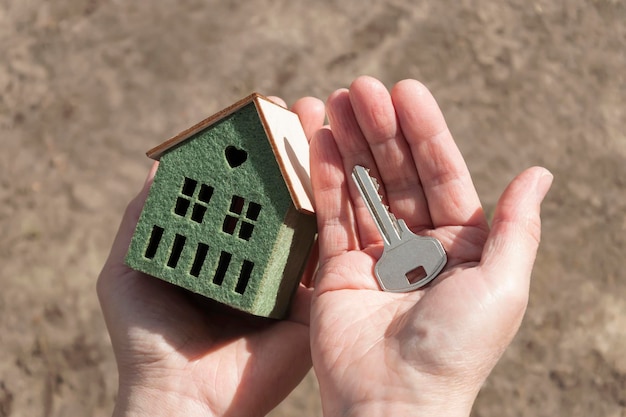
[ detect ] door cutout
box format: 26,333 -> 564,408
167,234 -> 186,268
145,226 -> 164,259
235,260 -> 254,294
213,251 -> 232,285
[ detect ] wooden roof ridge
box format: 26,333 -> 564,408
146,92 -> 267,160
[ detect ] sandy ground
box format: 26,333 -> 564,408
1,1 -> 625,416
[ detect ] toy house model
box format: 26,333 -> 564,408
125,93 -> 317,319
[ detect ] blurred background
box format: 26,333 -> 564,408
1,1 -> 624,416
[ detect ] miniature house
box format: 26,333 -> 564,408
125,93 -> 317,319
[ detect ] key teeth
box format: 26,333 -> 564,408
371,176 -> 380,191
364,169 -> 395,221
367,173 -> 385,201
389,212 -> 401,228
382,202 -> 401,229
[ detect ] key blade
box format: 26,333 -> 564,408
352,165 -> 402,246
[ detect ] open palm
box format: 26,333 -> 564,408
309,76 -> 552,416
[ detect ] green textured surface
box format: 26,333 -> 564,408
125,102 -> 316,318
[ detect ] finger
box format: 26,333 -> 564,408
480,167 -> 553,283
325,88 -> 382,247
103,161 -> 159,269
288,284 -> 313,325
310,126 -> 360,262
392,79 -> 487,229
266,95 -> 287,107
267,95 -> 325,142
290,96 -> 326,141
348,76 -> 431,230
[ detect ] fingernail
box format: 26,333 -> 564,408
536,168 -> 554,201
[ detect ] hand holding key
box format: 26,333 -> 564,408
309,76 -> 552,416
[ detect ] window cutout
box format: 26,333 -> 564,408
213,251 -> 232,285
246,202 -> 262,220
235,260 -> 254,294
167,234 -> 186,268
190,243 -> 209,277
174,197 -> 190,216
229,196 -> 245,214
406,266 -> 427,285
145,226 -> 164,259
182,177 -> 197,196
239,222 -> 254,241
223,215 -> 238,235
191,204 -> 207,223
198,184 -> 214,203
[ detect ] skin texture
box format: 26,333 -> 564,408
97,77 -> 552,417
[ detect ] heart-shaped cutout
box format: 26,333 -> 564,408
225,145 -> 248,168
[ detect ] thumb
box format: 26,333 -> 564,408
480,166 -> 553,281
102,161 -> 159,271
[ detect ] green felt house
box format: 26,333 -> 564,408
125,93 -> 317,319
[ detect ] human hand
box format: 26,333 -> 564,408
97,97 -> 325,417
309,76 -> 553,417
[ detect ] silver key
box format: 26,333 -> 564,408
352,165 -> 447,292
